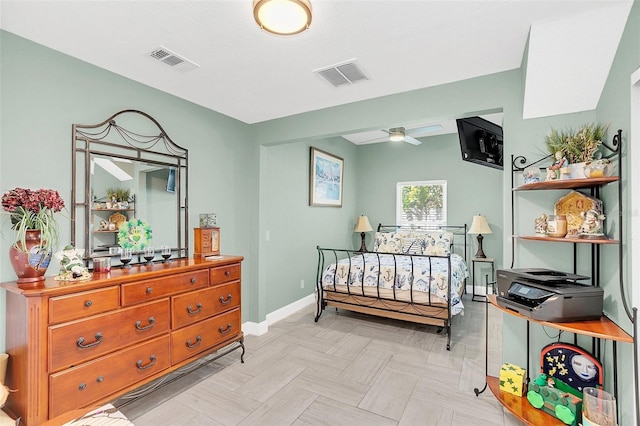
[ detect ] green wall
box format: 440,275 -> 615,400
594,1 -> 640,421
1,1 -> 639,419
260,137 -> 358,316
355,131 -> 504,268
0,30 -> 260,325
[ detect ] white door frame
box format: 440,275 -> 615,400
632,67 -> 639,312
630,66 -> 640,424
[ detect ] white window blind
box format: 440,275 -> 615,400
396,180 -> 447,226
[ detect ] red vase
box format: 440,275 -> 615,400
9,229 -> 51,284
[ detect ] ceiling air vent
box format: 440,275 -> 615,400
148,46 -> 199,72
314,60 -> 369,87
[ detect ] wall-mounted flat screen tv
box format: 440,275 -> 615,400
456,116 -> 503,170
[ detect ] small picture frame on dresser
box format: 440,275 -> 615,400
194,226 -> 220,257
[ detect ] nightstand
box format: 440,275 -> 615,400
194,227 -> 220,257
472,257 -> 494,302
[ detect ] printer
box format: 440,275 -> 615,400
496,268 -> 603,322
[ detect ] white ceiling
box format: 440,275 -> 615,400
0,0 -> 633,129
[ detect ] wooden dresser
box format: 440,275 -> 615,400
0,256 -> 244,425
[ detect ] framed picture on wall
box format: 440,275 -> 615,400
309,147 -> 344,207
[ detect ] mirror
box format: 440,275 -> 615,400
72,110 -> 188,266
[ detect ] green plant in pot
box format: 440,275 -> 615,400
545,123 -> 609,164
544,123 -> 609,178
106,187 -> 131,206
1,187 -> 65,283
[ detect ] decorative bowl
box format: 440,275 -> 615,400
584,160 -> 613,178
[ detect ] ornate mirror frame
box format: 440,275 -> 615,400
71,110 -> 189,265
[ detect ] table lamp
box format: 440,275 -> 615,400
354,215 -> 373,252
468,214 -> 493,258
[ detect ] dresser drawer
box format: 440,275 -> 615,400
210,281 -> 241,314
121,270 -> 209,306
171,287 -> 216,329
171,308 -> 241,364
49,335 -> 170,418
49,286 -> 120,325
210,263 -> 240,285
171,281 -> 241,329
200,231 -> 212,249
49,299 -> 170,372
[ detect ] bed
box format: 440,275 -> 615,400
314,224 -> 469,350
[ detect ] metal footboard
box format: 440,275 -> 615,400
314,246 -> 454,350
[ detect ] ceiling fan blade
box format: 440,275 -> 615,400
404,135 -> 422,145
364,135 -> 392,144
407,124 -> 443,137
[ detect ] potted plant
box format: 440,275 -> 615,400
105,187 -> 131,208
544,123 -> 609,178
1,187 -> 65,283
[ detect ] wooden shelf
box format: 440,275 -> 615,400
487,376 -> 564,426
514,235 -> 618,244
513,176 -> 618,191
93,230 -> 118,234
488,295 -> 633,343
92,208 -> 134,212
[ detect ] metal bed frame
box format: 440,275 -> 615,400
314,224 -> 468,350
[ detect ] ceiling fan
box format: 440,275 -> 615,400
385,127 -> 422,145
341,123 -> 445,145
385,124 -> 446,145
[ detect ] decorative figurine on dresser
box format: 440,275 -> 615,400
54,245 -> 91,281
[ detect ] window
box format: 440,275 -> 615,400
396,180 -> 447,226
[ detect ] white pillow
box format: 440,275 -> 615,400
373,231 -> 406,253
421,231 -> 453,256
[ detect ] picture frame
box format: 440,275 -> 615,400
309,147 -> 344,207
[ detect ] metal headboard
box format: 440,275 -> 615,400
376,223 -> 468,263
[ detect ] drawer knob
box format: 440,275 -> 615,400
84,300 -> 92,307
218,323 -> 233,335
78,383 -> 87,391
186,335 -> 202,349
136,355 -> 157,370
190,277 -> 197,284
77,332 -> 103,349
146,287 -> 153,295
186,303 -> 203,315
225,271 -> 231,277
135,317 -> 156,331
96,376 -> 104,383
219,294 -> 233,305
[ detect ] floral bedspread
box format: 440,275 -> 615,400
321,253 -> 468,315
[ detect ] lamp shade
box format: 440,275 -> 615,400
354,215 -> 373,233
253,0 -> 312,36
468,215 -> 493,235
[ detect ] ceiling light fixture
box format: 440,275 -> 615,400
253,0 -> 312,36
389,127 -> 405,142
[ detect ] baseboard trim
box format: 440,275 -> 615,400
242,293 -> 315,336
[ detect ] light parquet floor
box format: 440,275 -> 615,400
119,294 -> 522,425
